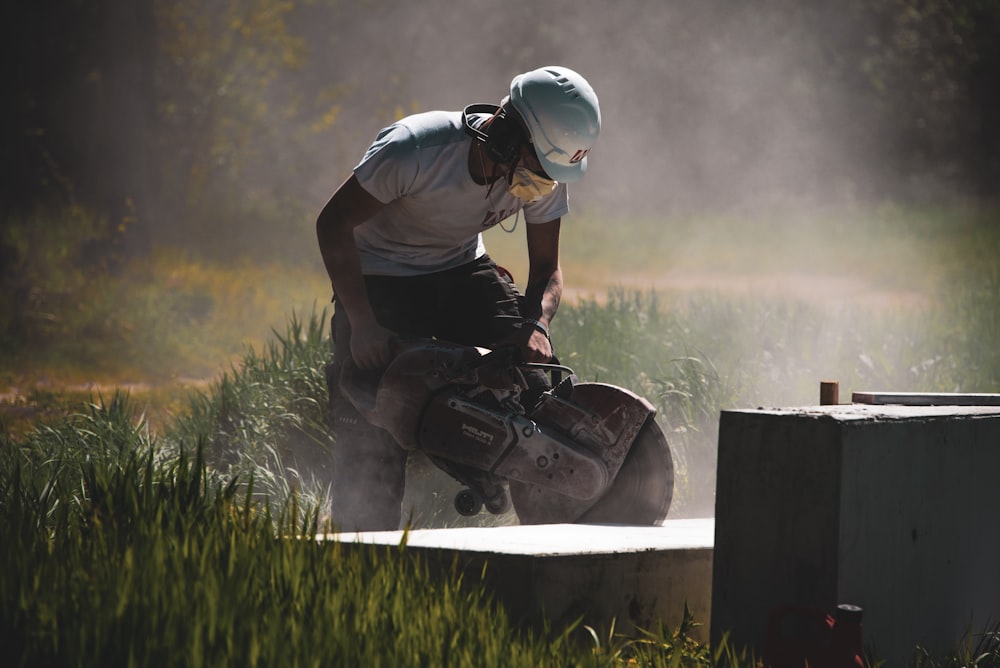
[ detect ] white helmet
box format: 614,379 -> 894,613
508,66 -> 601,183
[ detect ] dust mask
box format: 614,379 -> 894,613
508,166 -> 556,203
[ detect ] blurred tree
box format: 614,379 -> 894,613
0,0 -> 336,262
966,0 -> 1000,200
150,0 -> 362,259
2,0 -> 998,261
813,0 -> 997,202
153,0 -> 306,245
0,0 -> 154,256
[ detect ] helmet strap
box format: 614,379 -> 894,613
476,143 -> 519,235
462,103 -> 523,164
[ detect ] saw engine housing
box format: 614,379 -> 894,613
338,338 -> 673,524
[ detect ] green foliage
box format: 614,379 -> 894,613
6,204 -> 999,521
0,205 -> 329,381
0,207 -> 120,353
1,394 -> 589,667
6,0 -> 1000,265
168,309 -> 336,508
552,265 -> 1000,516
907,621 -> 1000,666
150,0 -> 347,260
4,281 -> 1000,663
582,605 -> 759,667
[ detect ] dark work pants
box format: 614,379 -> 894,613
328,255 -> 533,532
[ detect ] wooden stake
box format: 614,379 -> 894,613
820,381 -> 840,406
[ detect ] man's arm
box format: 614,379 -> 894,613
316,174 -> 393,368
517,217 -> 563,362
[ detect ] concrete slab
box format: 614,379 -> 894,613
332,519 -> 715,554
711,404 -> 1000,664
325,518 -> 715,640
853,391 -> 1000,406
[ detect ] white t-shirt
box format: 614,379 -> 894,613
352,110 -> 570,276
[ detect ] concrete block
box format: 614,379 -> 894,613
711,404 -> 1000,663
327,519 -> 714,640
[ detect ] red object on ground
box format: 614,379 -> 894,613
762,604 -> 864,668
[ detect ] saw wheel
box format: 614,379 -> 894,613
509,416 -> 674,525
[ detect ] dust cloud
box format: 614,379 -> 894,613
10,0 -> 983,524
264,0 -> 989,522
286,0 -> 919,220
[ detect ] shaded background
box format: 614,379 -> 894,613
2,0 -> 998,264
2,0 -> 999,524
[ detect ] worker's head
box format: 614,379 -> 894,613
506,66 -> 601,184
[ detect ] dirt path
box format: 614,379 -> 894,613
563,271 -> 931,309
2,270 -> 931,436
0,376 -> 218,436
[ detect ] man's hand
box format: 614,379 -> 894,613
523,327 -> 553,363
350,320 -> 396,369
501,322 -> 553,363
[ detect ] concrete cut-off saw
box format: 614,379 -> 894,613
339,338 -> 674,525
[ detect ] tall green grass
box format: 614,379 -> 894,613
52,269 -> 997,524
4,394 -> 997,665
168,311 -> 336,508
551,272 -> 1000,516
57,256 -> 995,525
1,392 -> 771,667
0,397 -> 587,667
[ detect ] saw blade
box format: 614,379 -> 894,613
575,420 -> 673,524
510,419 -> 673,525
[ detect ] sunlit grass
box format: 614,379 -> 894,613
0,384 -> 194,439
4,204 -> 999,514
0,398 -> 590,667
485,202 -> 997,302
3,336 -> 998,665
167,310 -> 336,509
481,204 -> 1000,517
0,246 -> 330,385
551,274 -> 1000,517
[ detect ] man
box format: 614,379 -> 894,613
316,66 -> 601,531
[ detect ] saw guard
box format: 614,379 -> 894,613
510,383 -> 673,525
530,383 -> 656,479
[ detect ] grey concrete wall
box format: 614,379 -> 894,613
479,546 -> 714,639
331,520 -> 715,641
711,405 -> 1000,664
